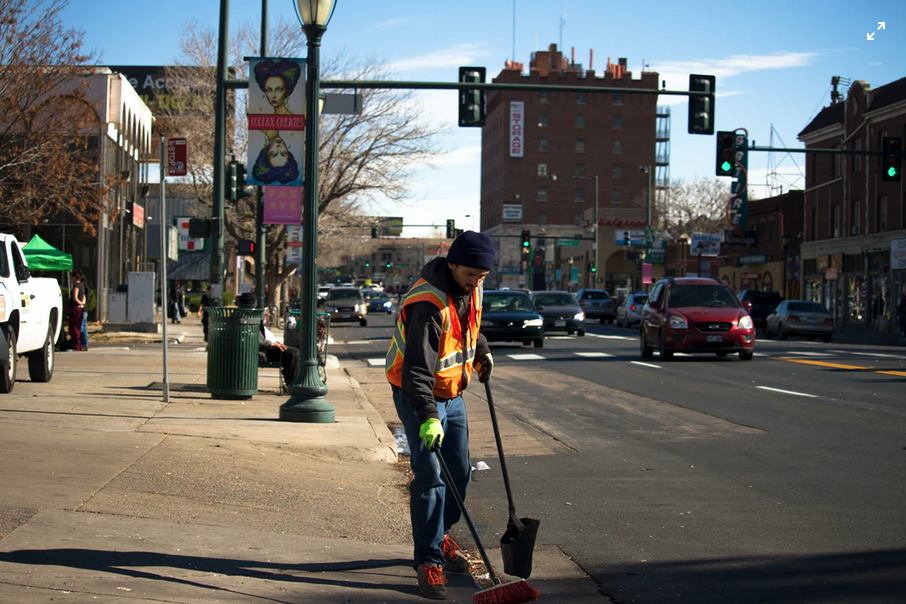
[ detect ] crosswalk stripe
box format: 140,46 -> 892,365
786,351 -> 836,357
631,361 -> 661,369
757,385 -> 817,398
547,336 -> 573,340
506,353 -> 545,361
574,352 -> 614,358
589,334 -> 633,340
366,358 -> 384,367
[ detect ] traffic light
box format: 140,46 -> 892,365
365,261 -> 370,268
385,262 -> 391,268
589,262 -> 596,273
225,161 -> 237,201
687,74 -> 715,135
458,66 -> 486,128
882,137 -> 901,182
521,230 -> 531,250
716,131 -> 736,176
237,240 -> 255,255
446,219 -> 456,239
236,164 -> 254,198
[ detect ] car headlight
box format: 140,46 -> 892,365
573,311 -> 585,321
669,314 -> 689,329
355,303 -> 365,312
383,301 -> 392,308
523,318 -> 543,328
738,315 -> 753,330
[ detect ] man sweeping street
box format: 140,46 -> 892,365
386,230 -> 496,600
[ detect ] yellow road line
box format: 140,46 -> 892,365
776,357 -> 906,377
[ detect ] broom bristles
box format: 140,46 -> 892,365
472,579 -> 539,604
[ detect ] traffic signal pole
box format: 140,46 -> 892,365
211,0 -> 229,305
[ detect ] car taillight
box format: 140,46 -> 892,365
578,300 -> 586,306
824,318 -> 834,324
630,305 -> 636,310
787,315 -> 800,322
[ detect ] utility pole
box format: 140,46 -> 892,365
211,0 -> 229,305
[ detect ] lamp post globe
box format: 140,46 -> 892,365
280,0 -> 337,423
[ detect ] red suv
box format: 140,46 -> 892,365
640,277 -> 755,361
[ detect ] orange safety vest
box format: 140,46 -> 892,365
385,278 -> 483,400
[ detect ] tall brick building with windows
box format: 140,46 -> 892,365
797,76 -> 906,335
480,45 -> 664,291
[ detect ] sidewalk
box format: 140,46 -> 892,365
0,315 -> 598,603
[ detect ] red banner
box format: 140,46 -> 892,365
166,138 -> 187,176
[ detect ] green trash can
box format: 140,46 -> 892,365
206,307 -> 263,400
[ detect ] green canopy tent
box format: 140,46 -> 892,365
22,234 -> 73,272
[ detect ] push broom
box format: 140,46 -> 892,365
433,441 -> 538,604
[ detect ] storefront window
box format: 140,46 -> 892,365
806,279 -> 821,303
848,276 -> 865,321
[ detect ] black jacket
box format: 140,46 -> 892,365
399,257 -> 489,423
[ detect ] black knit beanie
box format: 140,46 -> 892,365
446,230 -> 496,270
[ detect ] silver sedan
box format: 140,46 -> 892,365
764,300 -> 834,342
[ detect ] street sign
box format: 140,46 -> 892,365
557,238 -> 580,247
166,138 -> 187,176
728,134 -> 748,229
690,233 -> 722,257
503,204 -> 523,222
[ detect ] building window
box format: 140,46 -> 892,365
613,92 -> 623,105
537,212 -> 547,225
613,115 -> 623,129
538,114 -> 549,127
576,91 -> 586,104
540,91 -> 549,103
537,163 -> 548,176
574,212 -> 584,226
575,139 -> 585,153
537,187 -> 548,202
611,189 -> 622,203
574,163 -> 585,177
832,205 -> 840,238
612,140 -> 622,154
538,137 -> 548,152
574,187 -> 585,202
878,196 -> 887,232
575,114 -> 585,128
612,164 -> 623,179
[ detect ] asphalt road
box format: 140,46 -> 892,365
332,311 -> 906,604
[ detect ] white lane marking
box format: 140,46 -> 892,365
592,334 -> 634,340
366,358 -> 385,367
756,386 -> 817,398
574,352 -> 614,358
786,351 -> 836,357
754,353 -> 769,357
547,336 -> 573,340
345,340 -> 373,345
631,361 -> 661,369
507,353 -> 546,361
851,352 -> 906,360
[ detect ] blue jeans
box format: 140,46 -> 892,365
80,311 -> 88,350
393,388 -> 471,569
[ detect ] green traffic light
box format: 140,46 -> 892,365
889,166 -> 898,178
591,267 -> 597,272
522,241 -> 529,247
721,160 -> 732,173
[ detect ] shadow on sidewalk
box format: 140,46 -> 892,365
0,548 -> 418,599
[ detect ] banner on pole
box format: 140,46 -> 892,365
263,186 -> 302,224
246,57 -> 306,187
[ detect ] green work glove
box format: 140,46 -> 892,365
419,418 -> 444,451
475,352 -> 494,383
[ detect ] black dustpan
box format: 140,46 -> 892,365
484,381 -> 540,579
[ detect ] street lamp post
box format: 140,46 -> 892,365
696,242 -> 704,277
280,0 -> 336,423
639,166 -> 652,288
781,233 -> 790,299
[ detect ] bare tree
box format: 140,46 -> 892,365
656,178 -> 732,237
0,0 -> 107,234
159,18 -> 441,304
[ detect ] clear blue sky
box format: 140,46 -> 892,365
64,0 -> 905,236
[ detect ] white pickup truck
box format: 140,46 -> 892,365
0,234 -> 63,393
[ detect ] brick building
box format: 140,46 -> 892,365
480,45 -> 666,291
797,76 -> 906,334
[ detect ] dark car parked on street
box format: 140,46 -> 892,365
737,290 -> 783,329
640,277 -> 755,361
480,290 -> 545,348
573,289 -> 616,323
531,290 -> 586,336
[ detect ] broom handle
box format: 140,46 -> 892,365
434,444 -> 501,585
484,381 -> 520,524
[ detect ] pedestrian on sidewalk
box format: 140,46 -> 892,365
898,292 -> 906,339
198,286 -> 211,342
237,292 -> 300,384
168,280 -> 185,324
74,269 -> 90,350
68,271 -> 86,351
386,231 -> 496,600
